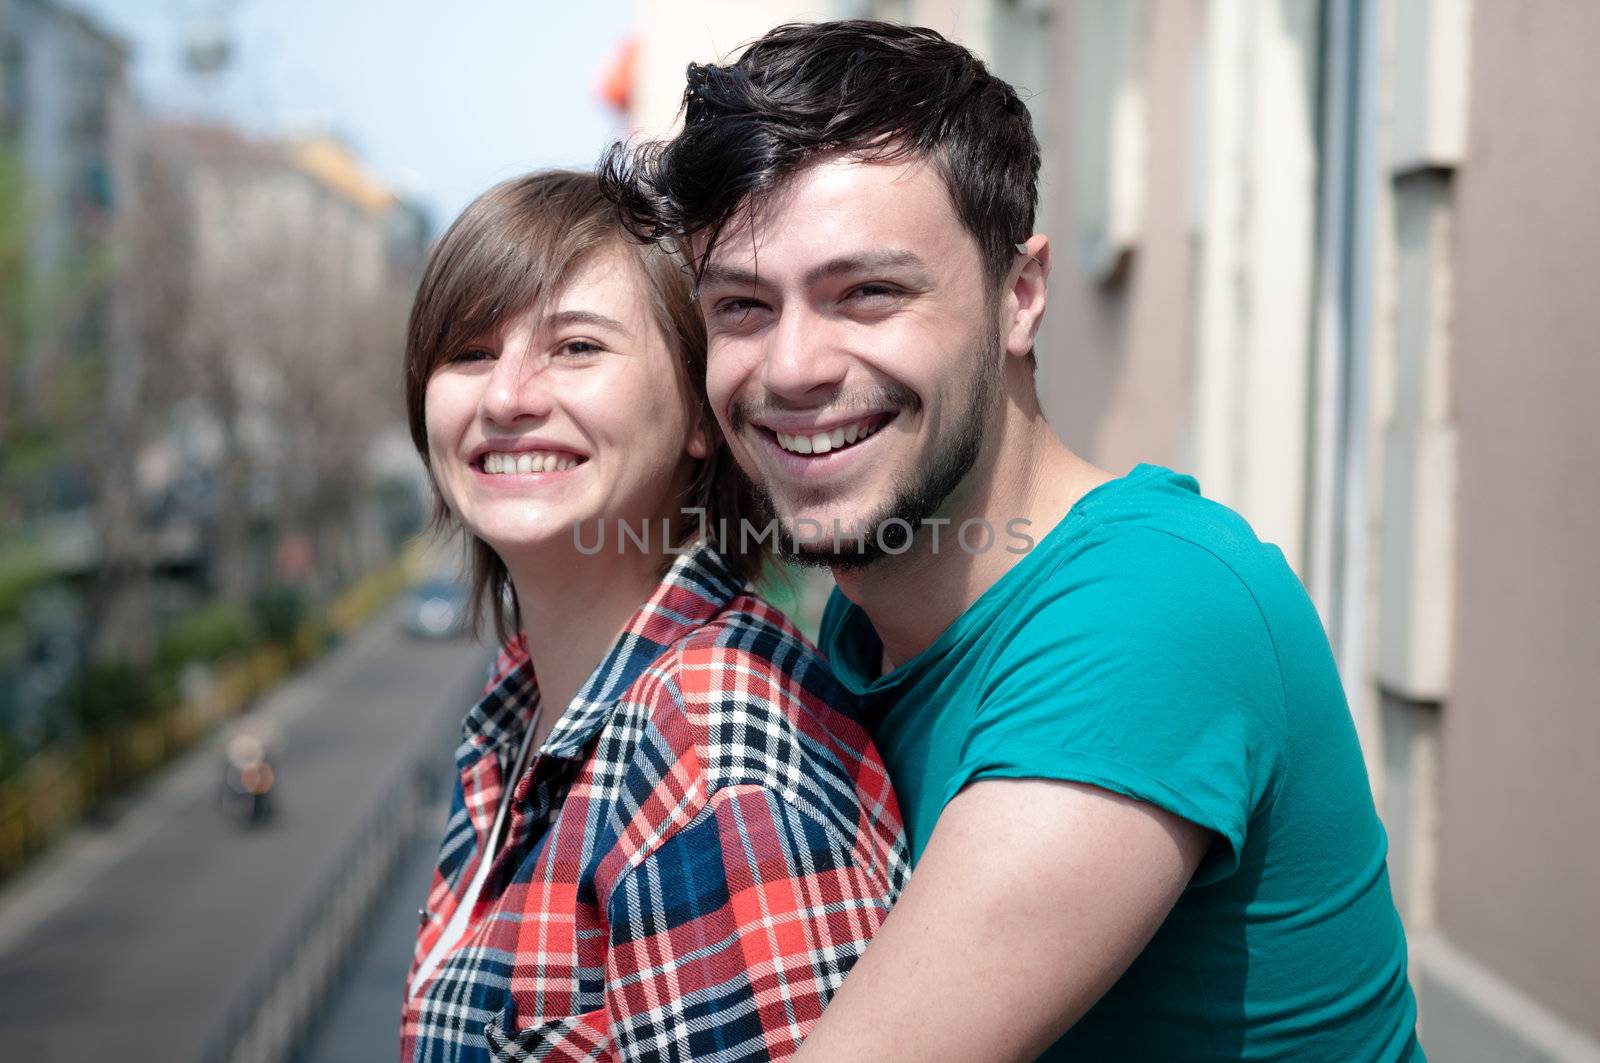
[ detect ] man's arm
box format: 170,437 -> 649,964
793,777 -> 1211,1063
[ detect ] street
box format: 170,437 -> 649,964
0,607 -> 489,1062
302,826 -> 445,1063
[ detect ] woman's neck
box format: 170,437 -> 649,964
503,543 -> 668,750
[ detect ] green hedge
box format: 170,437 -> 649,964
250,585 -> 308,644
155,600 -> 257,673
66,658 -> 166,736
0,541 -> 52,626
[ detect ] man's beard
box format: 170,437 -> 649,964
749,326 -> 1002,570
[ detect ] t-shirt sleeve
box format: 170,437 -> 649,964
952,527 -> 1287,883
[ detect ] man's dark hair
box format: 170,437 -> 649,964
601,20 -> 1041,291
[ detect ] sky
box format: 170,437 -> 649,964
74,0 -> 635,232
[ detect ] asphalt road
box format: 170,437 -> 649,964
0,607 -> 490,1062
302,822 -> 446,1063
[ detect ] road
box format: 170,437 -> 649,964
0,606 -> 489,1062
302,823 -> 445,1063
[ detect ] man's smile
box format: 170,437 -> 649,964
748,411 -> 902,482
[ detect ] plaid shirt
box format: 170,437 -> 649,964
401,544 -> 909,1062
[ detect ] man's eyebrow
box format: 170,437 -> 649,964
544,309 -> 628,333
697,250 -> 933,292
697,263 -> 763,292
803,249 -> 930,285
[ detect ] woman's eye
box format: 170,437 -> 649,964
712,297 -> 766,320
556,339 -> 603,358
449,347 -> 494,364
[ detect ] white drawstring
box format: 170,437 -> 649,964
407,707 -> 542,1003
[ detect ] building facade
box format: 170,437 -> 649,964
133,123 -> 429,601
1039,2 -> 1600,1058
0,0 -> 140,738
0,0 -> 135,501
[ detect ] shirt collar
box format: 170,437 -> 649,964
457,541 -> 746,769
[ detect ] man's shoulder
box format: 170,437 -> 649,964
1026,465 -> 1304,637
1025,528 -> 1270,646
965,473 -> 1294,712
1079,468 -> 1335,676
1070,465 -> 1280,577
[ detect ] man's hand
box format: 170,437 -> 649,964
794,777 -> 1212,1063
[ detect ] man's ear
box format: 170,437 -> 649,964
1003,234 -> 1051,360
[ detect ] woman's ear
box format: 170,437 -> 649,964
686,419 -> 711,460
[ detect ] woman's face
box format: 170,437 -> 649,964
424,243 -> 707,562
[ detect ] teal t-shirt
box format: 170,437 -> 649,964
820,464 -> 1422,1062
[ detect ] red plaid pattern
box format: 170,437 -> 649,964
401,545 -> 908,1062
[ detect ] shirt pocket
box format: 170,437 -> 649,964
484,1002 -> 613,1062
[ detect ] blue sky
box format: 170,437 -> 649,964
75,0 -> 634,231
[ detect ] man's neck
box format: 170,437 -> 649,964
834,413 -> 1110,671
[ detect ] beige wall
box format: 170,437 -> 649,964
1040,0 -> 1600,1053
1038,0 -> 1202,476
1042,0 -> 1323,579
1436,0 -> 1600,1038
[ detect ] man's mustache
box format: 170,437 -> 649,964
728,384 -> 921,432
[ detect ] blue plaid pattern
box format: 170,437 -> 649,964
402,544 -> 908,1061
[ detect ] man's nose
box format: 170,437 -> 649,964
759,305 -> 850,402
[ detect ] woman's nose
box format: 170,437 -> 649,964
481,344 -> 554,425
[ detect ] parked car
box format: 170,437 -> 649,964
400,579 -> 471,639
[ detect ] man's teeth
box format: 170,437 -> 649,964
774,418 -> 880,456
481,451 -> 581,474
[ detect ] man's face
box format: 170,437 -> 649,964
697,155 -> 1003,566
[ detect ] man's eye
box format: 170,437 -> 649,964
848,283 -> 903,304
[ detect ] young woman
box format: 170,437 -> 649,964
398,171 -> 907,1062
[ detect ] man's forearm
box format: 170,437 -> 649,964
796,777 -> 1210,1063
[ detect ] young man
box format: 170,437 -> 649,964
605,20 -> 1423,1063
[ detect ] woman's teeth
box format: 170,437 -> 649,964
481,451 -> 581,474
774,416 -> 884,456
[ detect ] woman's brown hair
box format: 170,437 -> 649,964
404,170 -> 760,648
